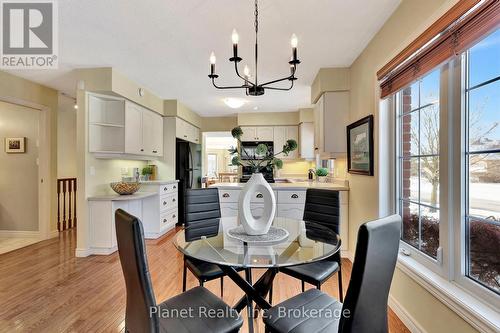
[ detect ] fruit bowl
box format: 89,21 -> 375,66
110,182 -> 141,195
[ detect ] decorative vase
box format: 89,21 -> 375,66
238,173 -> 276,235
317,176 -> 327,183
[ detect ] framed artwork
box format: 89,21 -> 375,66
347,115 -> 374,176
5,137 -> 26,153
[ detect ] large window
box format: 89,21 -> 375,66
464,29 -> 500,294
397,69 -> 441,259
394,28 -> 500,299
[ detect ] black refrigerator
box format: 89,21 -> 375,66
176,138 -> 201,225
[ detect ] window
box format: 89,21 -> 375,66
394,28 -> 500,302
397,69 -> 441,259
207,154 -> 218,178
464,29 -> 500,294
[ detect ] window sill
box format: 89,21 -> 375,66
396,255 -> 500,333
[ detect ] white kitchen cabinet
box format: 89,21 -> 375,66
240,126 -> 274,141
314,92 -> 349,154
124,101 -> 163,157
299,122 -> 314,160
125,102 -> 143,155
141,109 -> 163,156
274,126 -> 298,159
175,117 -> 200,144
257,127 -> 274,141
240,126 -> 257,141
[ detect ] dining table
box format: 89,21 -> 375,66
173,216 -> 341,333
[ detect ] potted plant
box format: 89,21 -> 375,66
141,166 -> 153,181
229,126 -> 298,235
315,167 -> 329,183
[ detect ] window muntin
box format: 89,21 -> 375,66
465,29 -> 500,294
207,154 -> 218,178
397,68 -> 441,259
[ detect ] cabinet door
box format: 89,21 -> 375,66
285,126 -> 299,159
299,122 -> 314,159
125,102 -> 143,155
142,109 -> 156,156
176,118 -> 188,140
152,112 -> 163,156
240,127 -> 257,141
273,126 -> 286,157
192,127 -> 200,144
256,127 -> 274,141
313,96 -> 324,153
323,92 -> 349,153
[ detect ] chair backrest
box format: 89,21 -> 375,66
339,214 -> 402,333
184,188 -> 221,241
115,209 -> 158,333
303,189 -> 340,234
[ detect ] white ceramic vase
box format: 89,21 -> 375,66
238,173 -> 276,235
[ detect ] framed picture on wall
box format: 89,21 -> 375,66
347,115 -> 373,176
5,137 -> 26,153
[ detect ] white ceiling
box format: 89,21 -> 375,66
6,0 -> 400,116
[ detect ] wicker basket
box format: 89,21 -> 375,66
110,182 -> 141,195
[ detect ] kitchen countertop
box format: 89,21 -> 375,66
88,192 -> 158,201
210,181 -> 349,191
140,180 -> 179,185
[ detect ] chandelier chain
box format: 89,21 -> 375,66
254,0 -> 258,33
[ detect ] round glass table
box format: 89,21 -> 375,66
173,216 -> 341,332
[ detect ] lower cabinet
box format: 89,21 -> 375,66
216,187 -> 349,253
87,181 -> 179,256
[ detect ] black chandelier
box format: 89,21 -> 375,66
208,0 -> 300,96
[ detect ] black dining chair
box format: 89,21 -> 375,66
271,189 -> 344,303
115,209 -> 243,333
263,214 -> 402,333
183,188 -> 243,297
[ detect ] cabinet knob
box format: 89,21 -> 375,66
164,187 -> 167,191
172,198 -> 176,202
140,149 -> 144,152
291,194 -> 299,199
173,185 -> 176,189
184,135 -> 187,138
256,193 -> 263,199
163,201 -> 167,205
222,193 -> 230,198
153,150 -> 158,153
163,219 -> 167,223
172,214 -> 176,218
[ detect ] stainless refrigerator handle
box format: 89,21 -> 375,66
188,145 -> 193,189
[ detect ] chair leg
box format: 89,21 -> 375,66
338,262 -> 344,302
301,280 -> 305,292
269,283 -> 273,305
182,261 -> 187,292
199,279 -> 204,287
220,276 -> 224,298
316,282 -> 321,290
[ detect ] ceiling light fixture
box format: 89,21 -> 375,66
223,97 -> 247,109
208,0 -> 300,96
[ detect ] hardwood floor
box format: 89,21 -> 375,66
0,229 -> 410,333
0,237 -> 40,255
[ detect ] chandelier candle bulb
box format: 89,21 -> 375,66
291,34 -> 298,61
209,51 -> 216,75
231,29 -> 239,58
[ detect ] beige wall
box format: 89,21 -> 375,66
311,68 -> 350,104
57,94 -> 77,178
238,112 -> 300,126
201,116 -> 238,132
0,71 -> 59,233
164,100 -> 202,128
0,101 -> 40,231
347,0 -> 478,332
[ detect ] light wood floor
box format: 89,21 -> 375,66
0,237 -> 40,255
0,229 -> 410,333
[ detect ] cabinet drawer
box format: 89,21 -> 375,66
160,183 -> 178,196
277,204 -> 304,220
278,190 -> 306,204
160,193 -> 178,211
219,190 -> 240,203
220,203 -> 238,217
161,209 -> 178,229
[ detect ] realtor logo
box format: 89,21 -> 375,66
1,0 -> 58,68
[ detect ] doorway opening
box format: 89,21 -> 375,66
202,132 -> 238,186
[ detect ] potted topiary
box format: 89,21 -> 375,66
229,126 -> 298,235
315,167 -> 329,183
141,166 -> 153,181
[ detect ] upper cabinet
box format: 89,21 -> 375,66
313,91 -> 349,155
89,93 -> 163,158
299,122 -> 314,160
274,126 -> 299,159
240,126 -> 274,141
175,118 -> 200,144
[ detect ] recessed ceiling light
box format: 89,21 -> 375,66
253,106 -> 258,110
223,97 -> 247,109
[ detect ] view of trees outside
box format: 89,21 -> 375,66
398,28 -> 499,293
466,29 -> 499,293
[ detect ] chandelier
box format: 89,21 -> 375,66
208,0 -> 300,96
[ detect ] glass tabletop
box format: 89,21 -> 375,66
173,216 -> 341,268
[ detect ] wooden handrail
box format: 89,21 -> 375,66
57,178 -> 77,232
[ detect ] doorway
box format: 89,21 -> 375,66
0,100 -> 45,254
202,132 -> 238,186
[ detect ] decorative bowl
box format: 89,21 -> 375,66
110,182 -> 140,195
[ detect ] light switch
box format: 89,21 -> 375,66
90,166 -> 96,176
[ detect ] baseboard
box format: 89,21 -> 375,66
90,247 -> 118,255
388,294 -> 427,333
341,250 -> 354,262
48,230 -> 59,239
75,247 -> 93,257
0,230 -> 40,238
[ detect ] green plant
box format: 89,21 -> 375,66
141,166 -> 153,176
229,126 -> 298,173
315,168 -> 329,177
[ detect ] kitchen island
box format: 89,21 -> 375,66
210,180 -> 349,255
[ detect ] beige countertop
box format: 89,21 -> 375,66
210,180 -> 349,191
88,192 -> 157,201
140,180 -> 179,185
